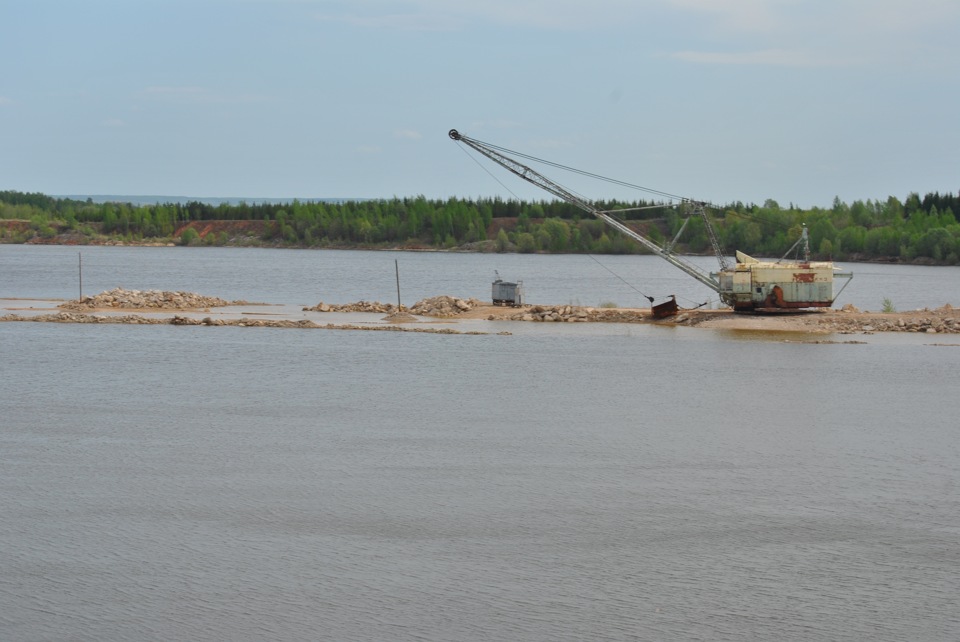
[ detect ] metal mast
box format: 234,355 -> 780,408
449,129 -> 722,294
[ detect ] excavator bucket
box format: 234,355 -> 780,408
651,296 -> 678,318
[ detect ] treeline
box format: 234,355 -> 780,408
2,190 -> 959,264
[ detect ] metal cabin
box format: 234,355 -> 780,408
492,275 -> 523,306
716,251 -> 849,311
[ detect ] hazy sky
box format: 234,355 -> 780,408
2,0 -> 958,207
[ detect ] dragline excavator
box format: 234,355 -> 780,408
449,129 -> 853,314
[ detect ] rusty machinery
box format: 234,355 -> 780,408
449,129 -> 852,313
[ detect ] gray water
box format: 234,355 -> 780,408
2,244 -> 957,312
2,246 -> 959,641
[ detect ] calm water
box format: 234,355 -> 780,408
2,244 -> 959,311
2,246 -> 959,641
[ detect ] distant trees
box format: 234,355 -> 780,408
1,190 -> 959,264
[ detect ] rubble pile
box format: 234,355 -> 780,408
303,295 -> 482,318
505,305 -> 647,323
508,304 -> 588,322
303,300 -> 399,313
61,288 -> 241,310
668,304 -> 960,334
409,296 -> 481,317
822,313 -> 959,334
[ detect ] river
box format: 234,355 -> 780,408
1,245 -> 958,641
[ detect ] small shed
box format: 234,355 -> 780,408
492,275 -> 523,307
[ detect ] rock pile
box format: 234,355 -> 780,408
303,295 -> 482,318
409,296 -> 481,317
668,304 -> 960,334
303,300 -> 400,313
824,314 -> 959,334
61,288 -> 242,311
505,305 -> 647,323
509,304 -> 590,322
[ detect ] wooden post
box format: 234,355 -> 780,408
395,259 -> 402,311
78,252 -> 83,301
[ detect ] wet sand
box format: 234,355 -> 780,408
2,295 -> 958,337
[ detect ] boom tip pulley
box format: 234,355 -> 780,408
448,129 -> 462,141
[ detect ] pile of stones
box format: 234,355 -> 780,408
409,296 -> 481,317
60,288 -> 238,310
303,300 -> 400,313
827,314 -> 959,334
506,305 -> 647,323
304,296 -> 482,318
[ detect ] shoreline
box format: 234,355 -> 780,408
4,235 -> 954,268
2,289 -> 959,337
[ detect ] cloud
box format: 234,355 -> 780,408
666,0 -> 960,36
666,0 -> 784,34
669,48 -> 857,68
356,145 -> 382,154
466,119 -> 524,133
0,96 -> 13,106
140,86 -> 272,104
437,0 -> 642,29
313,0 -> 647,31
529,137 -> 574,151
854,0 -> 960,33
394,129 -> 422,140
315,11 -> 462,32
141,86 -> 212,105
665,0 -> 960,68
298,0 -> 960,36
143,86 -> 207,97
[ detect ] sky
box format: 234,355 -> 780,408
2,0 -> 959,208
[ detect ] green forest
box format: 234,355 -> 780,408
2,190 -> 959,264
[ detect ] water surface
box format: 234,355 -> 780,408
1,247 -> 958,641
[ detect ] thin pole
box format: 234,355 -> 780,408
78,252 -> 83,301
395,259 -> 402,311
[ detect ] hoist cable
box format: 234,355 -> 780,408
585,254 -> 655,304
456,144 -> 521,200
464,137 -> 688,203
461,134 -> 799,237
455,136 -> 737,309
